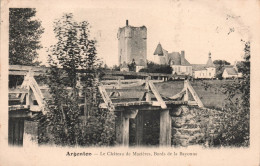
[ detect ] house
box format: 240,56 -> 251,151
192,52 -> 216,79
222,64 -> 243,79
153,43 -> 192,76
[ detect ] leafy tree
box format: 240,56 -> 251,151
39,13 -> 115,146
9,8 -> 44,65
9,8 -> 44,88
213,60 -> 231,79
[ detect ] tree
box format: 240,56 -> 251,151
9,8 -> 44,65
214,42 -> 250,146
213,60 -> 231,79
139,61 -> 172,74
9,8 -> 44,88
39,13 -> 115,146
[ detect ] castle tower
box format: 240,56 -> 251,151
117,20 -> 147,69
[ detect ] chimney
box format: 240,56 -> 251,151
181,51 -> 185,58
208,52 -> 211,58
126,20 -> 128,26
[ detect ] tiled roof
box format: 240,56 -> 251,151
206,57 -> 215,67
153,43 -> 164,56
168,52 -> 191,66
191,64 -> 206,71
168,52 -> 181,65
225,68 -> 238,75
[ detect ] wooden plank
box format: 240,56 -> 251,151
113,101 -> 152,107
186,80 -> 204,107
101,79 -> 142,83
183,80 -> 189,101
152,101 -> 187,106
9,65 -> 47,72
28,75 -> 45,107
9,70 -> 45,76
148,81 -> 167,109
106,88 -> 146,92
9,105 -> 30,111
103,81 -> 145,88
165,101 -> 188,105
169,88 -> 186,100
145,78 -> 151,102
135,110 -> 143,146
9,88 -> 28,94
9,110 -> 32,118
159,109 -> 171,146
188,101 -> 198,106
98,85 -> 115,111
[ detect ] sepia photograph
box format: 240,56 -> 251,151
1,0 -> 260,165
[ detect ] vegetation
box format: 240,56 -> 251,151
214,41 -> 250,146
9,8 -> 44,87
139,61 -> 172,74
38,13 -> 115,146
9,8 -> 44,65
128,59 -> 136,71
213,60 -> 231,79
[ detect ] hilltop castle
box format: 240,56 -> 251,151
117,20 -> 147,72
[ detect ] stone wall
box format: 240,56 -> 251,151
171,106 -> 228,147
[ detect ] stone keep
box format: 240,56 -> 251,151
117,20 -> 147,68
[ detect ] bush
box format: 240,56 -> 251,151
139,61 -> 172,74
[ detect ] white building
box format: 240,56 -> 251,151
222,67 -> 242,79
192,52 -> 216,79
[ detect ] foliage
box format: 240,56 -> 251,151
39,13 -> 115,146
112,65 -> 120,71
9,8 -> 44,88
213,60 -> 231,79
139,61 -> 172,74
9,8 -> 44,65
213,41 -> 250,147
128,59 -> 136,72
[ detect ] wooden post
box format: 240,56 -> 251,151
115,111 -> 130,146
184,80 -> 189,101
145,77 -> 151,102
135,110 -> 143,146
159,109 -> 171,146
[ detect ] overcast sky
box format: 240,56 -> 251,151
31,0 -> 253,67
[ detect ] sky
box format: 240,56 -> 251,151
32,0 -> 253,67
